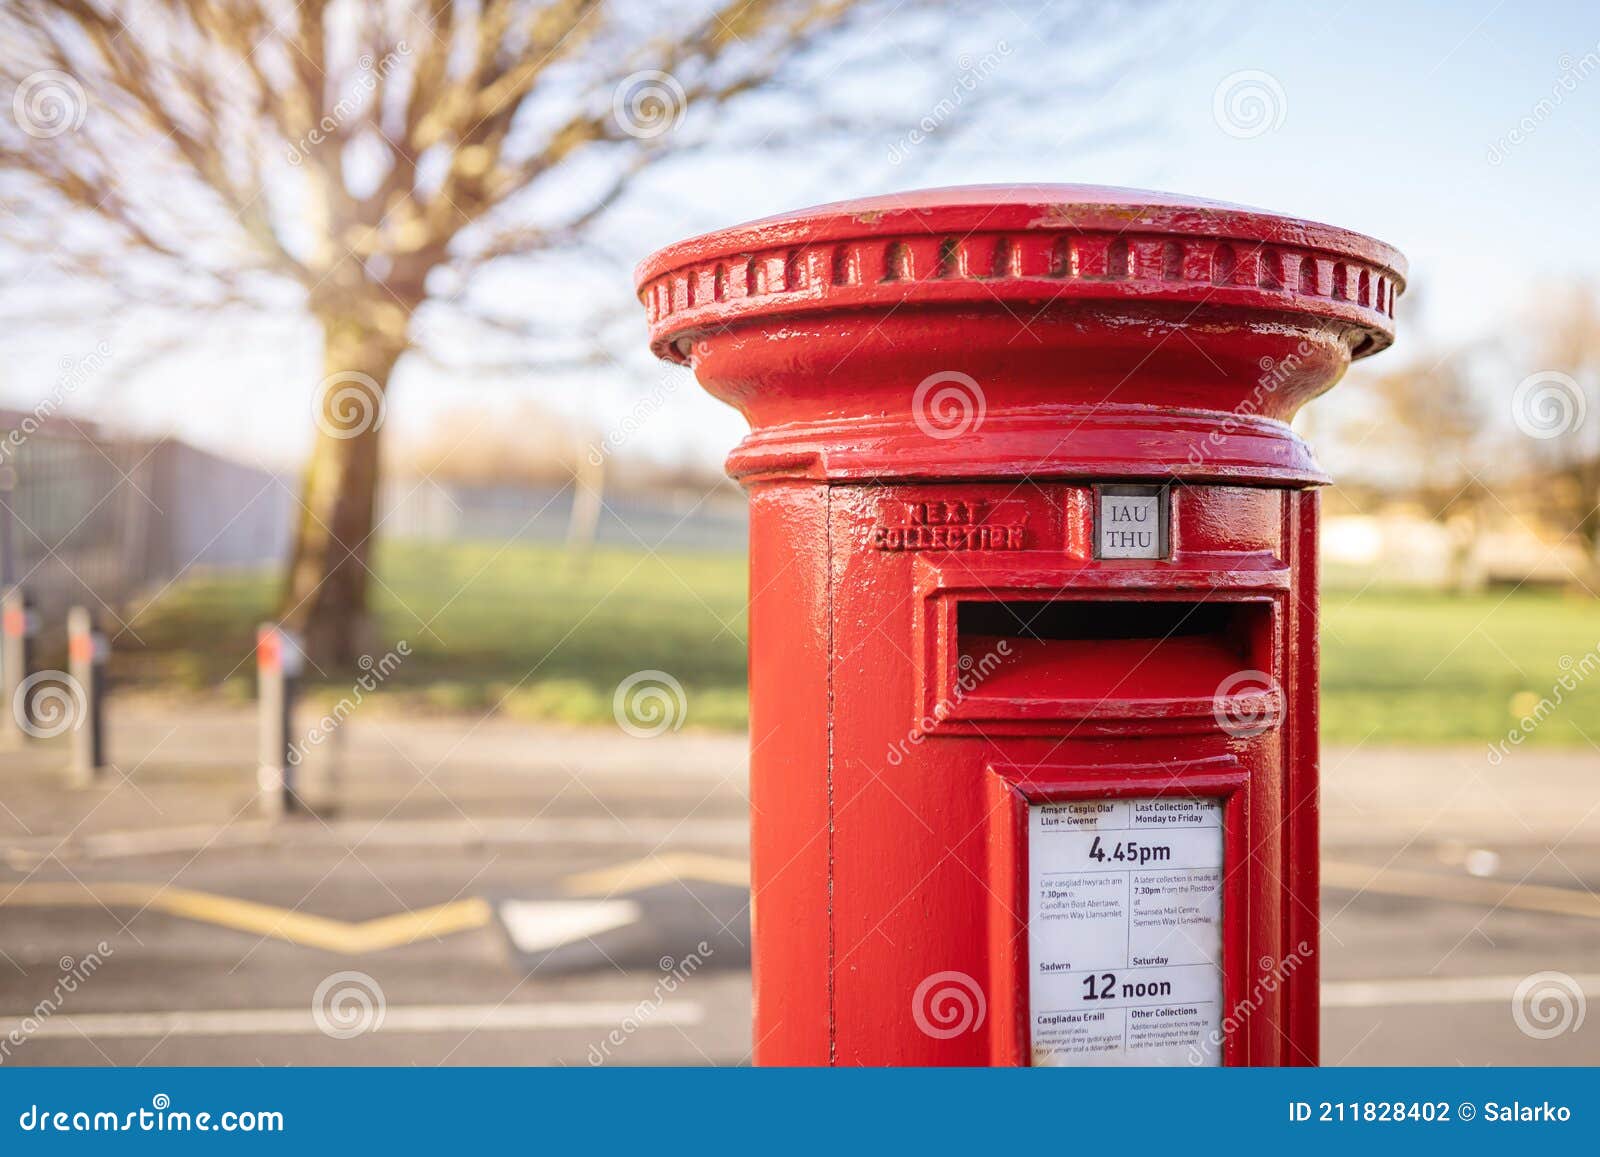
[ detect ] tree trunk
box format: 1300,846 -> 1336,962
280,316 -> 406,668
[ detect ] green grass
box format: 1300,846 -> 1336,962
117,541 -> 750,732
1321,587 -> 1600,747
116,541 -> 1600,744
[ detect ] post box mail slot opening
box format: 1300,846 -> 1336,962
931,595 -> 1280,734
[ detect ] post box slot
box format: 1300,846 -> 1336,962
955,597 -> 1270,705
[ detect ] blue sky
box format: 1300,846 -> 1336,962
8,0 -> 1599,473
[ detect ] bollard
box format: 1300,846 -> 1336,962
256,622 -> 303,818
67,606 -> 109,784
637,186 -> 1405,1066
1,586 -> 35,746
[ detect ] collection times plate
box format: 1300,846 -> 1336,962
1028,796 -> 1224,1066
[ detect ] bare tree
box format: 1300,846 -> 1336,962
1363,357 -> 1485,516
1,0 -> 1159,663
1351,352 -> 1488,589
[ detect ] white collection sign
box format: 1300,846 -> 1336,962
1028,796 -> 1224,1066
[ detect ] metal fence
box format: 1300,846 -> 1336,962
0,410 -> 294,626
0,410 -> 746,635
376,478 -> 747,552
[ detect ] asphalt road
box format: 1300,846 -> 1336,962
1,702 -> 1597,1066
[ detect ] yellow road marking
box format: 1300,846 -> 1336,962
16,857 -> 1584,956
1322,860 -> 1600,921
0,882 -> 491,954
563,852 -> 749,896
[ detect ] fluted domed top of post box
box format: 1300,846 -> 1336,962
636,185 -> 1405,486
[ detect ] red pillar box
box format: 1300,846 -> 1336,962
637,186 -> 1404,1066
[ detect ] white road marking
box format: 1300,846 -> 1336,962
5,977 -> 1587,1041
1,817 -> 746,865
1323,974 -> 1600,1008
0,1001 -> 702,1040
1323,860 -> 1600,920
497,899 -> 642,954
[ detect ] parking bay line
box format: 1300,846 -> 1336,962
562,852 -> 750,895
2,979 -> 1580,1039
0,1001 -> 703,1040
565,856 -> 1600,919
1323,974 -> 1600,1008
1321,860 -> 1600,920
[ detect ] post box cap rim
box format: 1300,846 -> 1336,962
635,184 -> 1405,366
634,183 -> 1407,287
